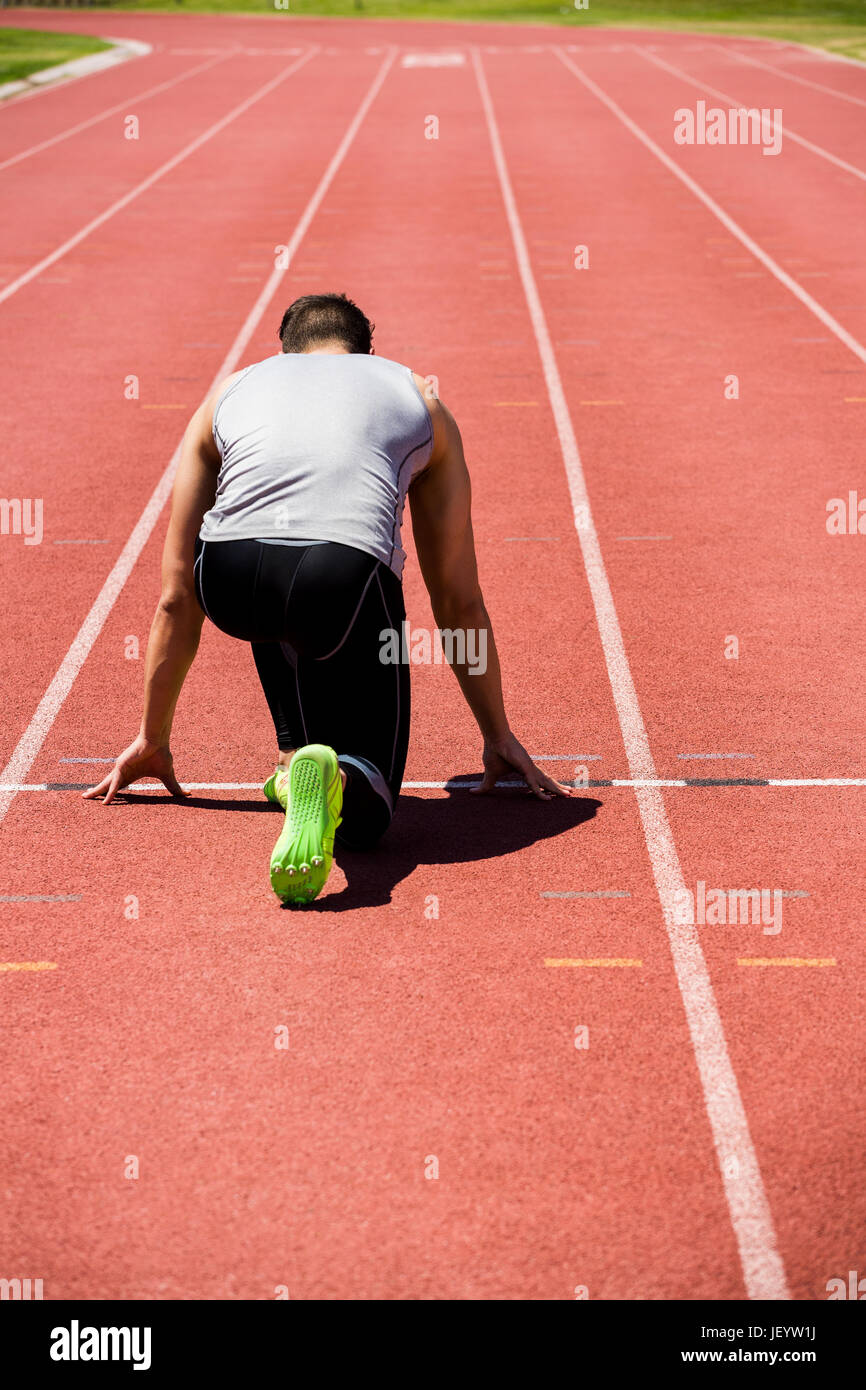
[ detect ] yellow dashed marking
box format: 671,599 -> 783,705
580,399 -> 624,406
738,957 -> 836,968
544,958 -> 642,968
0,962 -> 58,973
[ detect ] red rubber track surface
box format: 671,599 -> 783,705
0,12 -> 863,1300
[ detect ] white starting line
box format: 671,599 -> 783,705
1,778 -> 865,793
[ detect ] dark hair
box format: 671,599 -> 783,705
277,293 -> 374,354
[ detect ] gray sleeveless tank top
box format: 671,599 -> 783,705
200,353 -> 434,577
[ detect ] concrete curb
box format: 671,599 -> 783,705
0,35 -> 151,103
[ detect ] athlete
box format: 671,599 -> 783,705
85,294 -> 571,903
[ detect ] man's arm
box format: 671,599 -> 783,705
408,383 -> 570,799
84,380 -> 234,803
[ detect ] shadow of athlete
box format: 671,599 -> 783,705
313,787 -> 602,912
84,293 -> 575,897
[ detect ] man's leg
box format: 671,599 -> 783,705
196,538 -> 350,902
284,546 -> 410,850
250,640 -> 348,792
200,537 -> 408,854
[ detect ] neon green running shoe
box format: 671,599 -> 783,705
267,745 -> 342,905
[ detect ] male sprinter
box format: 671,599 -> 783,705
85,294 -> 570,902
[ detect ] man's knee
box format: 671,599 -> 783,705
336,755 -> 395,850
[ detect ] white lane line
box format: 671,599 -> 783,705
0,47 -> 318,307
553,47 -> 866,371
58,752 -> 599,764
767,778 -> 866,786
473,45 -> 790,1302
727,47 -> 866,109
636,46 -> 866,183
3,777 -> 866,793
0,48 -> 397,831
0,51 -> 233,174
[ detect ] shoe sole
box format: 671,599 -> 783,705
269,745 -> 342,904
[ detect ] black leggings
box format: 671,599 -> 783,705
194,538 -> 410,849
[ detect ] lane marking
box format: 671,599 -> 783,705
401,52 -> 466,68
727,47 -> 866,109
0,894 -> 80,902
543,890 -> 806,901
0,47 -> 318,307
0,962 -> 57,973
0,52 -> 232,174
4,776 -> 866,793
637,47 -> 866,183
0,48 -> 397,832
544,958 -> 642,968
553,47 -> 866,371
542,890 -> 630,898
475,45 -> 789,1302
766,778 -> 866,785
738,958 -> 836,968
241,48 -> 306,57
678,752 -> 755,760
53,539 -> 109,546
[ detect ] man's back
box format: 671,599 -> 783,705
200,353 -> 433,575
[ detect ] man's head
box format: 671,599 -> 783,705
277,293 -> 374,355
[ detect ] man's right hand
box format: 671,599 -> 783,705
471,734 -> 574,800
82,736 -> 187,805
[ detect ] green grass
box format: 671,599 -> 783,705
89,0 -> 866,63
0,27 -> 111,86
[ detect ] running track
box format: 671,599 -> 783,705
0,12 -> 864,1301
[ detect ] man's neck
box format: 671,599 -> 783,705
301,341 -> 351,356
